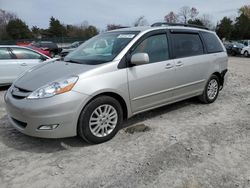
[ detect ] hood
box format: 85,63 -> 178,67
14,60 -> 99,91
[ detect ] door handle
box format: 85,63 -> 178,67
176,61 -> 184,67
165,63 -> 174,69
20,63 -> 27,66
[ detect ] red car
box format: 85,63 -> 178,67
17,42 -> 51,57
26,45 -> 51,57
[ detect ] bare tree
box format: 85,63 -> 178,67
0,9 -> 17,39
190,7 -> 199,20
178,6 -> 190,23
0,9 -> 17,26
178,6 -> 199,23
200,14 -> 214,30
134,16 -> 149,27
164,11 -> 179,23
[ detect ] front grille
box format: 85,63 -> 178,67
11,117 -> 27,129
11,86 -> 32,99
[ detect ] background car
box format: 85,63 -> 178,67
60,41 -> 84,58
31,41 -> 62,57
225,42 -> 245,56
0,45 -> 50,86
26,45 -> 51,57
241,46 -> 250,57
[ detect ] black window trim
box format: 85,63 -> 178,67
200,31 -> 224,54
169,31 -> 205,59
118,29 -> 171,68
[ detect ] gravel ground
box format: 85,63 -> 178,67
0,57 -> 250,188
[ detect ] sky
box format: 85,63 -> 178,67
0,0 -> 249,30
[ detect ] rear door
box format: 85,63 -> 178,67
127,31 -> 177,113
0,47 -> 20,84
10,47 -> 45,73
170,31 -> 209,100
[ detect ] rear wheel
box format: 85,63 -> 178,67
244,51 -> 249,57
78,96 -> 123,144
199,75 -> 220,104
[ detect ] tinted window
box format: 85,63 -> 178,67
11,48 -> 42,59
132,34 -> 169,63
0,48 -> 12,59
202,32 -> 223,53
172,33 -> 204,58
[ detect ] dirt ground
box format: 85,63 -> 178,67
0,57 -> 250,188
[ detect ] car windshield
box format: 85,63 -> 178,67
64,31 -> 139,65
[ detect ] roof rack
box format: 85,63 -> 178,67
151,22 -> 209,30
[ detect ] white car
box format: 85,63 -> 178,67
241,46 -> 250,57
0,45 -> 51,86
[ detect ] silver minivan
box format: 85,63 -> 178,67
5,24 -> 228,143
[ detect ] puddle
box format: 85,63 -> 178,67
124,124 -> 151,134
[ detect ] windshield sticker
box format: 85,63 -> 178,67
117,34 -> 135,39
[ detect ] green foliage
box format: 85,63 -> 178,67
216,17 -> 234,40
6,18 -> 32,39
188,19 -> 204,26
48,17 -> 67,37
232,14 -> 250,39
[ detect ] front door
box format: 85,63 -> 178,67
127,33 -> 176,113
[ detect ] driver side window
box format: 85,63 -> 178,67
132,34 -> 169,63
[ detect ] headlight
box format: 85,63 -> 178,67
27,76 -> 78,99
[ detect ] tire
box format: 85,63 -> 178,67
78,96 -> 123,144
198,75 -> 220,104
231,51 -> 236,56
244,51 -> 249,57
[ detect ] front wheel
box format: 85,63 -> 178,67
78,96 -> 123,144
199,75 -> 220,104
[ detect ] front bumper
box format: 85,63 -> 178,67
4,89 -> 89,138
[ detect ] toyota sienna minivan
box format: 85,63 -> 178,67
5,23 -> 228,144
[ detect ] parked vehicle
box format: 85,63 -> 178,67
26,45 -> 51,57
0,46 -> 50,86
31,41 -> 61,57
60,41 -> 84,58
5,24 -> 228,144
225,42 -> 245,56
241,46 -> 250,57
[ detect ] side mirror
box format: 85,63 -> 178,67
130,53 -> 149,66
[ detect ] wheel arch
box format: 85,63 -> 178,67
212,72 -> 223,87
81,92 -> 129,121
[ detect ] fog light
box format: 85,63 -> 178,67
38,124 -> 59,130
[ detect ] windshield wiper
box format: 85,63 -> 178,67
64,59 -> 82,64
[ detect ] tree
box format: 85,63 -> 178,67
178,6 -> 198,24
164,11 -> 179,23
6,18 -> 32,39
232,13 -> 250,39
188,18 -> 204,26
216,17 -> 234,40
134,16 -> 149,26
200,14 -> 214,30
239,5 -> 250,19
107,24 -> 122,31
0,9 -> 17,39
48,17 -> 66,37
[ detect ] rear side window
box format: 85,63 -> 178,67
11,47 -> 42,59
171,33 -> 204,58
202,32 -> 223,53
132,34 -> 169,63
0,48 -> 12,59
